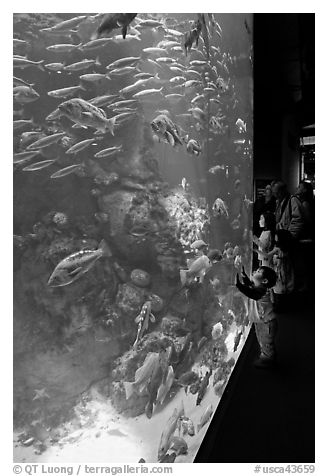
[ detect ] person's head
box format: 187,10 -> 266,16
207,249 -> 222,263
275,229 -> 293,252
264,184 -> 273,200
296,180 -> 314,202
259,211 -> 276,232
252,266 -> 277,289
272,180 -> 288,200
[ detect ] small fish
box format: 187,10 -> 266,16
107,66 -> 140,77
22,159 -> 57,172
48,239 -> 112,286
13,57 -> 44,70
89,95 -> 118,107
46,43 -> 81,53
197,404 -> 214,432
196,370 -> 212,405
44,62 -> 66,72
65,138 -> 96,154
13,119 -> 34,131
212,322 -> 223,340
106,56 -> 141,70
133,301 -> 156,350
136,19 -> 163,28
158,402 -> 185,461
46,15 -> 87,31
13,86 -> 40,104
186,139 -> 202,156
64,57 -> 101,72
13,38 -> 28,48
177,370 -> 199,389
13,76 -> 34,87
13,150 -> 39,164
233,330 -> 243,352
48,85 -> 86,98
188,107 -> 206,121
26,132 -> 66,150
79,38 -> 113,51
50,163 -> 83,179
94,145 -> 122,159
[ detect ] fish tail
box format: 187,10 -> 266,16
95,56 -> 101,66
107,117 -> 116,135
98,239 -> 112,258
123,381 -> 135,400
37,61 -> 45,71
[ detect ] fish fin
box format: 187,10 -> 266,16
107,117 -> 116,135
123,381 -> 135,400
150,313 -> 156,323
98,239 -> 112,258
95,56 -> 101,66
68,266 -> 83,276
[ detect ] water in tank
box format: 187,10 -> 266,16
13,13 -> 253,463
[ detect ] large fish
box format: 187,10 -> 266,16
48,239 -> 112,287
95,13 -> 137,39
123,352 -> 160,400
151,114 -> 183,147
13,85 -> 40,104
158,401 -> 185,461
58,98 -> 116,135
197,404 -> 213,432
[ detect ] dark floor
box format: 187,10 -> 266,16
195,291 -> 315,463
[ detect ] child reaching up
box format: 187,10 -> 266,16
236,266 -> 278,368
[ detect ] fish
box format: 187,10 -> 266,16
13,86 -> 40,104
80,73 -> 108,82
169,76 -> 185,84
184,18 -> 202,54
26,132 -> 66,150
168,436 -> 188,455
48,239 -> 112,287
179,417 -> 195,437
164,93 -> 184,104
156,366 -> 174,406
50,163 -> 83,179
89,95 -> 118,107
22,159 -> 57,172
212,197 -> 229,218
107,100 -> 138,109
184,79 -> 202,88
46,15 -> 87,32
196,370 -> 212,406
13,57 -> 44,70
44,62 -> 66,72
136,19 -> 163,29
142,47 -> 167,57
155,57 -> 175,64
13,150 -> 39,164
13,76 -> 34,87
13,119 -> 34,131
64,58 -> 101,72
58,98 -> 116,135
151,114 -> 183,147
145,354 -> 164,419
212,322 -> 223,340
123,352 -> 161,400
106,57 -> 141,70
186,139 -> 202,156
65,138 -> 96,154
94,145 -> 122,158
45,108 -> 62,122
208,165 -> 225,174
158,402 -> 185,461
176,370 -> 199,389
197,404 -> 214,432
95,13 -> 137,40
107,66 -> 140,77
133,301 -> 156,350
13,38 -> 28,48
47,85 -> 86,98
79,38 -> 113,51
132,87 -> 164,101
180,255 -> 212,285
188,107 -> 206,121
46,43 -> 81,53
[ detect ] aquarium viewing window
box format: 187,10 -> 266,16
13,12 -> 253,463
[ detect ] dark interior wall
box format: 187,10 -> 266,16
253,13 -> 315,190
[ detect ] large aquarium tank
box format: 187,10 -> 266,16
13,13 -> 253,463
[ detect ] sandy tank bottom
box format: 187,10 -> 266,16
14,326 -> 247,464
